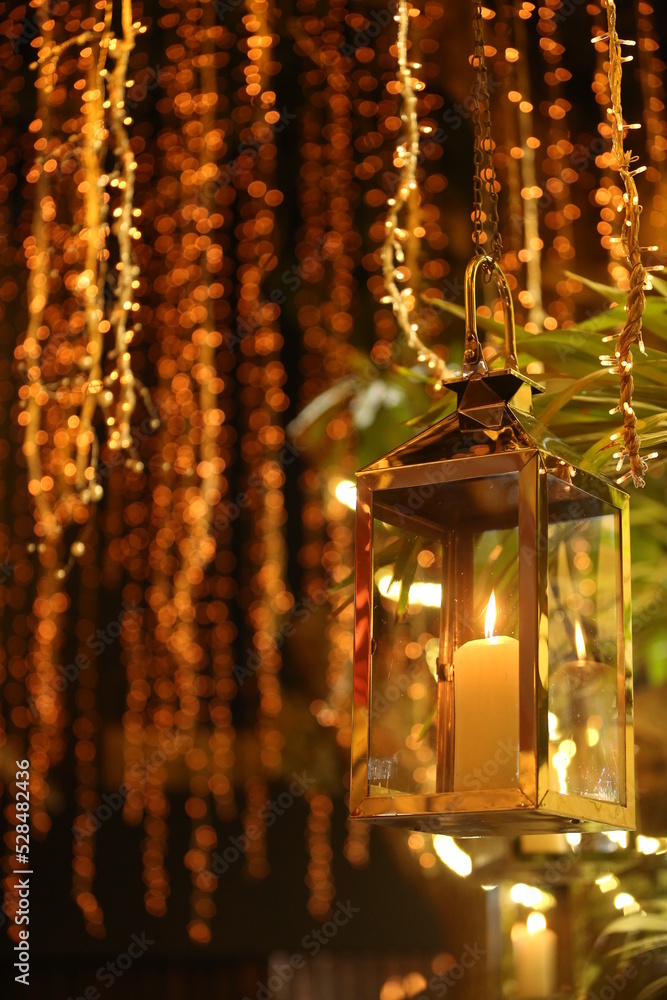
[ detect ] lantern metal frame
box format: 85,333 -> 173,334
350,257 -> 634,837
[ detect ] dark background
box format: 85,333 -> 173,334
0,1 -> 666,997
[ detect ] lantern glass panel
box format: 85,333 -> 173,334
369,516 -> 441,796
546,475 -> 624,805
368,473 -> 523,799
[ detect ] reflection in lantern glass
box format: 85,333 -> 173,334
547,513 -> 621,803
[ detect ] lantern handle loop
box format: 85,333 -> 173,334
463,255 -> 519,375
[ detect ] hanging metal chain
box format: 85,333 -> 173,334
471,1 -> 502,266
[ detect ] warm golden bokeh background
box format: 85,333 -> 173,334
1,1 -> 667,996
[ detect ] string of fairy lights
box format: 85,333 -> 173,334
380,1 -> 448,387
598,0 -> 662,486
19,0 -> 156,554
3,0 -> 667,944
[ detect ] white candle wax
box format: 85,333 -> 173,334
520,834 -> 570,855
512,917 -> 558,998
453,635 -> 520,790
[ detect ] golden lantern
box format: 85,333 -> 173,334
350,257 -> 634,836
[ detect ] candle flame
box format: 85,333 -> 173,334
484,591 -> 496,639
575,620 -> 586,661
526,911 -> 546,935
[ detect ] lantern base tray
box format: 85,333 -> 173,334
350,805 -> 634,838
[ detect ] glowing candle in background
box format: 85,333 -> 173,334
520,834 -> 570,855
453,593 -> 520,790
548,620 -> 619,802
512,911 -> 558,998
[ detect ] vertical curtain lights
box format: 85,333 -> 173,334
20,0 -> 154,545
236,0 -> 287,880
3,0 -> 665,942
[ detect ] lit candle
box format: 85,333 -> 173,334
453,592 -> 520,790
512,912 -> 558,998
520,834 -> 570,855
548,621 -> 619,802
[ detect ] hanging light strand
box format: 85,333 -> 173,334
19,0 -> 156,542
600,0 -> 657,487
380,2 -> 447,382
471,1 -> 502,265
103,1 -> 152,468
71,584 -> 105,939
305,791 -> 335,919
